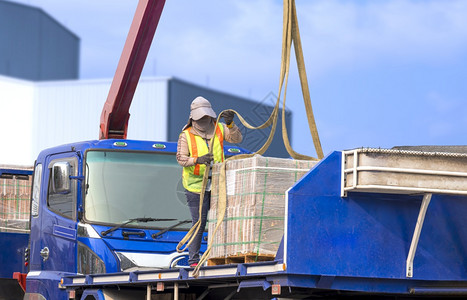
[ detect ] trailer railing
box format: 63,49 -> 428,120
341,148 -> 467,278
341,148 -> 467,197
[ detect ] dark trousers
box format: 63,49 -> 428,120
185,190 -> 210,265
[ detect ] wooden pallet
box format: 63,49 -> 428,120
207,253 -> 275,266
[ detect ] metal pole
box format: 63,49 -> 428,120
406,193 -> 432,277
174,282 -> 179,300
147,284 -> 151,300
224,290 -> 237,300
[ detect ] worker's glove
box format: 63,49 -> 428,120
221,110 -> 235,125
196,153 -> 213,165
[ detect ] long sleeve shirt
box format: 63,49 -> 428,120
176,123 -> 243,167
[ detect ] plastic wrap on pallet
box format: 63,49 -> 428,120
0,165 -> 33,233
208,155 -> 316,263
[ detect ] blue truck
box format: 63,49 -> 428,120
1,0 -> 467,298
0,141 -> 248,299
60,148 -> 467,299
2,146 -> 467,299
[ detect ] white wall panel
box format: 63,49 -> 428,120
33,78 -> 169,160
1,74 -> 286,163
0,76 -> 34,165
33,79 -> 110,157
126,77 -> 169,141
0,76 -> 169,164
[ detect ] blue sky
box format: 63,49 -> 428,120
12,0 -> 467,157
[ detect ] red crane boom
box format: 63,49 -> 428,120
99,0 -> 166,139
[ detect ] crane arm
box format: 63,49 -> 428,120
99,0 -> 166,139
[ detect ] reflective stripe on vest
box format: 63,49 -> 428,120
182,124 -> 225,193
187,128 -> 201,176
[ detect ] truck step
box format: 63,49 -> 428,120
207,253 -> 275,266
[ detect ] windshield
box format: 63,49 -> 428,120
84,150 -> 191,229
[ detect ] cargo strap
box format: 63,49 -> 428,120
177,0 -> 323,277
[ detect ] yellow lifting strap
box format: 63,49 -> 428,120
282,0 -> 324,160
177,0 -> 323,277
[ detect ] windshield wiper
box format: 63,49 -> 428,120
101,217 -> 176,236
152,219 -> 192,239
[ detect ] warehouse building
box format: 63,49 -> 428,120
0,0 -> 292,165
0,75 -> 291,165
0,0 -> 79,81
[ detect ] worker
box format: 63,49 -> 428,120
176,96 -> 243,267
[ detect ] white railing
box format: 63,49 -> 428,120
341,148 -> 467,197
341,148 -> 467,278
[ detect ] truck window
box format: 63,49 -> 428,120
84,150 -> 191,229
47,159 -> 77,219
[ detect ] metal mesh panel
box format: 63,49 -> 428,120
392,145 -> 467,154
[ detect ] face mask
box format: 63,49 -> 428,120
193,117 -> 213,132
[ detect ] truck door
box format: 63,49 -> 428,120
35,154 -> 79,273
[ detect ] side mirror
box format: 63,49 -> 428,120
52,162 -> 71,194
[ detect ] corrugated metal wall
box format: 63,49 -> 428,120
0,75 -> 291,164
0,1 -> 79,81
32,77 -> 169,160
168,78 -> 292,158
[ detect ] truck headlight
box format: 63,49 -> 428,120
77,241 -> 106,274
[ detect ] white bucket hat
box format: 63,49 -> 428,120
189,96 -> 217,120
182,96 -> 217,130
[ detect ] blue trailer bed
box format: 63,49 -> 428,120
60,149 -> 467,299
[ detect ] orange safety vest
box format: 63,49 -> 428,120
182,124 -> 224,193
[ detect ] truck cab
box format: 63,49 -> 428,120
25,139 -> 247,299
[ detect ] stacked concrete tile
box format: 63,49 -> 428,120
0,165 -> 33,232
208,155 -> 316,262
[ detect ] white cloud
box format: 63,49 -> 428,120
296,0 -> 467,76
139,0 -> 467,102
7,0 -> 467,154
12,0 -> 467,90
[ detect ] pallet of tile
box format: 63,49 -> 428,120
0,165 -> 33,232
208,155 -> 316,262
